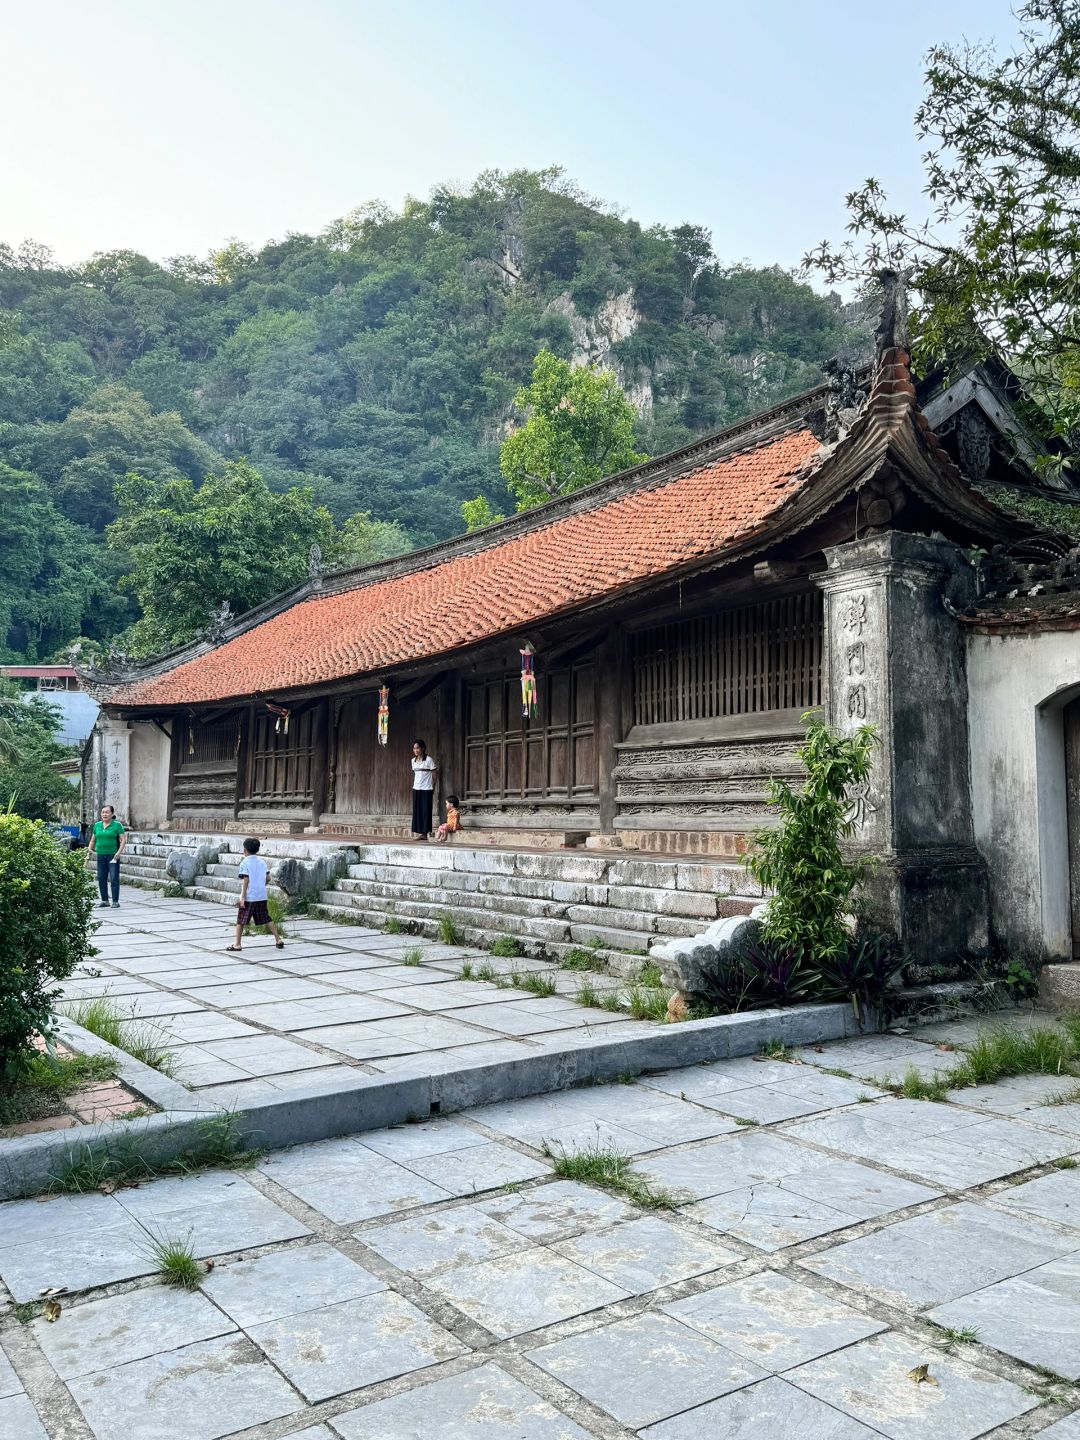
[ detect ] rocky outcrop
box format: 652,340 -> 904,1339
545,291 -> 653,416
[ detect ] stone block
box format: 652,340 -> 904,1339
609,859 -> 678,888
513,852 -> 610,882
676,862 -> 755,894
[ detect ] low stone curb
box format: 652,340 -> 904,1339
0,1001 -> 867,1201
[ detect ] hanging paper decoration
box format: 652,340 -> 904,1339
266,701 -> 291,735
187,714 -> 195,756
520,642 -> 538,720
377,686 -> 390,746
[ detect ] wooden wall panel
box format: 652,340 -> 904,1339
332,690 -> 439,820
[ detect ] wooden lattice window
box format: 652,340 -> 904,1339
465,659 -> 597,802
244,708 -> 317,806
631,591 -> 823,727
180,715 -> 238,767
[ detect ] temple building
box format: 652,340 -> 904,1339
83,290 -> 1080,967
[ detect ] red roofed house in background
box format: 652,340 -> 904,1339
82,286 -> 1080,967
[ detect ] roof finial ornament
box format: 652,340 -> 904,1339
806,356 -> 868,445
308,542 -> 324,590
875,268 -> 911,360
205,600 -> 234,644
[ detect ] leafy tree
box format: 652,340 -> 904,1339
803,0 -> 1080,442
331,512 -> 412,568
107,460 -> 339,655
461,495 -> 505,531
0,681 -> 77,822
497,350 -> 648,510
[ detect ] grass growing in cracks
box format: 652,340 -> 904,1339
52,1110 -> 260,1195
543,1138 -> 681,1209
490,934 -> 523,958
438,913 -> 463,946
877,1018 -> 1080,1100
61,996 -> 176,1076
509,969 -> 557,997
401,947 -> 424,966
144,1230 -> 202,1290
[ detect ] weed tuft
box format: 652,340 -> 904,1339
932,1324 -> 980,1351
458,961 -> 475,981
61,997 -> 176,1076
437,913 -> 463,946
385,916 -> 404,935
627,986 -> 672,1022
490,935 -> 523,958
510,969 -> 557,998
575,980 -> 600,1009
638,961 -> 663,988
52,1110 -> 260,1194
561,948 -> 600,972
543,1138 -> 681,1209
760,1040 -> 789,1060
1053,1155 -> 1078,1169
474,961 -> 495,982
144,1230 -> 202,1290
401,947 -> 423,967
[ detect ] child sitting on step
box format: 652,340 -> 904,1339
435,795 -> 461,843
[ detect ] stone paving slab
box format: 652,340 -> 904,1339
4,969 -> 1080,1439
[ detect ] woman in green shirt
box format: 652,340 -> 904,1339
87,804 -> 126,908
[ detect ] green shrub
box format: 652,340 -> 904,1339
490,934 -> 523,958
745,716 -> 876,962
0,812 -> 95,1092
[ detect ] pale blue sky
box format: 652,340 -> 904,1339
4,0 -> 1018,272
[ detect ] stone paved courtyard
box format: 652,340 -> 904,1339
62,893 -> 658,1104
3,990 -> 1080,1438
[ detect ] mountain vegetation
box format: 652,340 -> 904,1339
0,167 -> 856,662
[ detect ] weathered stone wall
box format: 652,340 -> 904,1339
967,628 -> 1080,960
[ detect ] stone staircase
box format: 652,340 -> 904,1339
311,845 -> 762,980
121,836 -> 177,891
119,831 -> 762,981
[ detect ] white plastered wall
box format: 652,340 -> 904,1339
967,628 -> 1080,959
127,721 -> 172,829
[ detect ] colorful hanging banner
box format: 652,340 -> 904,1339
520,643 -> 538,719
377,685 -> 390,746
266,701 -> 290,735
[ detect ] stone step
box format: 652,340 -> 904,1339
120,875 -> 169,892
307,899 -> 655,980
330,875 -> 709,940
120,858 -> 169,881
188,882 -> 286,907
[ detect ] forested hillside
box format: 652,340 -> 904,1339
0,167 -> 859,662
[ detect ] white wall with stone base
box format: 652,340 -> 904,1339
84,717 -> 172,831
967,628 -> 1080,960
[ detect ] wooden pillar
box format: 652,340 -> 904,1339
597,628 -> 624,836
311,698 -> 330,826
166,715 -> 182,822
437,674 -> 462,807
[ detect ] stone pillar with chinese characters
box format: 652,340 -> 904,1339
815,531 -> 989,961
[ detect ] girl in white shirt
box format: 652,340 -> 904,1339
411,739 -> 437,840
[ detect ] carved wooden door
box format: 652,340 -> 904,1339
1065,698 -> 1080,958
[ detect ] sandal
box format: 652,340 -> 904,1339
225,944 -> 242,952
275,940 -> 285,949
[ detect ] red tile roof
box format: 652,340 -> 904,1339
110,427 -> 821,708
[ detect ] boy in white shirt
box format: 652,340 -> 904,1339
226,837 -> 284,951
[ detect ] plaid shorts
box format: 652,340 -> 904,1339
238,900 -> 271,927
